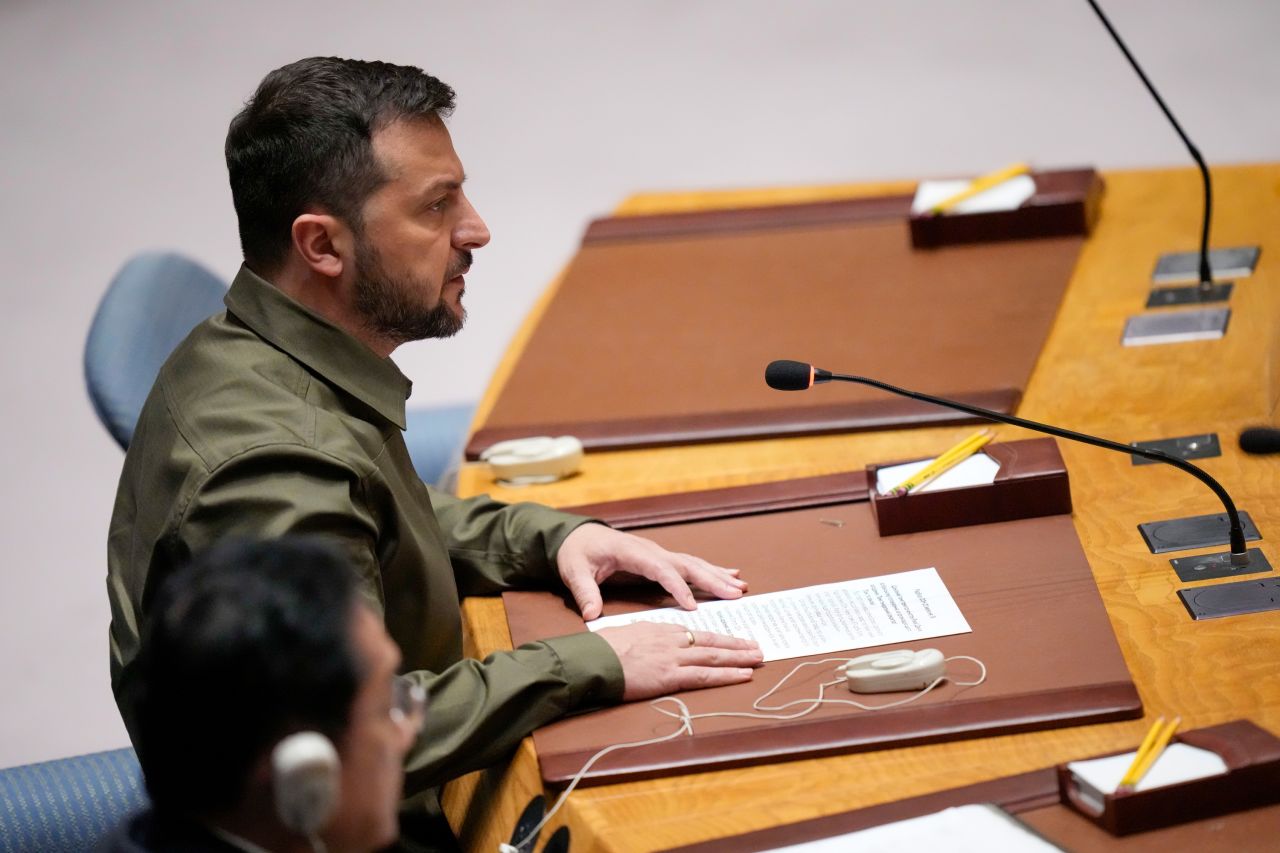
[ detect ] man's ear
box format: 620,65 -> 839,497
291,213 -> 353,279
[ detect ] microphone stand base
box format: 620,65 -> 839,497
1152,246 -> 1260,284
1146,281 -> 1232,307
1138,510 -> 1261,554
1170,548 -> 1270,583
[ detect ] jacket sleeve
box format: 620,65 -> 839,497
403,630 -> 623,789
175,445 -> 625,787
426,487 -> 602,596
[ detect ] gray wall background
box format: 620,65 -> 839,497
1,0 -> 1276,768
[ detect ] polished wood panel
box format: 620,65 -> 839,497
444,164 -> 1280,852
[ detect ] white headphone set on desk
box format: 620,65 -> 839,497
479,436 -> 584,485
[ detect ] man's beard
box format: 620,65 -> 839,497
352,234 -> 469,346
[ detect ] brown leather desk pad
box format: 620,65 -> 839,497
467,190 -> 1087,459
661,721 -> 1280,852
502,473 -> 1140,786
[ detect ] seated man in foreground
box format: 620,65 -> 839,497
107,537 -> 422,853
106,56 -> 762,849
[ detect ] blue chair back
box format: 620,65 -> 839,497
0,747 -> 146,852
84,252 -> 228,449
405,402 -> 476,488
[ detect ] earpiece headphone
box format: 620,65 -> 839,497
271,731 -> 340,842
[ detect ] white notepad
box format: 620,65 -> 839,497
875,452 -> 1000,496
1065,742 -> 1228,814
911,175 -> 1036,215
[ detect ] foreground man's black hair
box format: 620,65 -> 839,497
127,536 -> 362,816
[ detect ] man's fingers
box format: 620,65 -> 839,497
642,553 -> 746,609
562,571 -> 604,620
678,628 -> 763,666
696,569 -> 747,598
603,622 -> 764,700
649,565 -> 698,611
679,555 -> 747,597
679,646 -> 764,668
685,630 -> 761,652
669,666 -> 756,691
670,628 -> 763,665
557,526 -> 749,614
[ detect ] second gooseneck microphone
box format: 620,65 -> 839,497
763,359 -> 1248,564
1086,0 -> 1216,292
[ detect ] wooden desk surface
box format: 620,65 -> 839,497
444,164 -> 1280,852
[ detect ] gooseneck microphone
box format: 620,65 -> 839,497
1085,0 -> 1216,295
764,359 -> 1249,564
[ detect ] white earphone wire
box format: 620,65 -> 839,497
500,654 -> 987,852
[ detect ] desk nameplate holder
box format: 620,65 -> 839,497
1129,434 -> 1220,465
1178,577 -> 1280,620
1170,548 -> 1271,583
1138,511 -> 1260,554
1145,246 -> 1260,307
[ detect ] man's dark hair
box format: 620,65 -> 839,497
127,536 -> 363,816
226,56 -> 456,274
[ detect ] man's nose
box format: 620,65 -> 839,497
455,193 -> 490,250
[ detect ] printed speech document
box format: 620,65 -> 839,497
587,567 -> 971,662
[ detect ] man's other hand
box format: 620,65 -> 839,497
556,524 -> 747,621
596,622 -> 763,701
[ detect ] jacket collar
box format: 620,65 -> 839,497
224,265 -> 411,429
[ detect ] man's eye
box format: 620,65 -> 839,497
427,197 -> 448,213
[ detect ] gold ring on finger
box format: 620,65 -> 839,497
684,629 -> 696,648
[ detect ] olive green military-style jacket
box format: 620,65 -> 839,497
106,265 -> 623,826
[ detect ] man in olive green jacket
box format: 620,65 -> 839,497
107,57 -> 762,849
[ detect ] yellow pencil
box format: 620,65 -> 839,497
1126,716 -> 1181,789
892,429 -> 994,495
928,162 -> 1030,216
909,431 -> 995,493
1119,716 -> 1181,791
1117,717 -> 1165,788
898,429 -> 993,494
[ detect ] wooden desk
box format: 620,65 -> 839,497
444,165 -> 1280,852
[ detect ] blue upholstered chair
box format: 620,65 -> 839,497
0,747 -> 146,852
84,251 -> 475,488
84,252 -> 229,450
405,401 -> 476,488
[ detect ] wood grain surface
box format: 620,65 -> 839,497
442,164 -> 1280,852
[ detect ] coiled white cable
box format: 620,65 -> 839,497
499,654 -> 986,852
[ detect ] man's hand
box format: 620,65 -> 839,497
596,622 -> 763,701
557,524 -> 747,620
